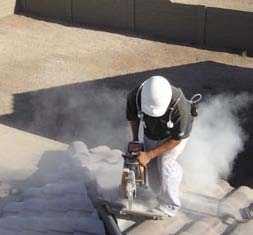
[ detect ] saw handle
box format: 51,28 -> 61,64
127,141 -> 144,155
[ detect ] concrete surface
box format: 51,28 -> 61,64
0,0 -> 16,19
0,124 -> 66,181
0,138 -> 105,235
0,12 -> 252,235
0,135 -> 252,234
230,220 -> 253,235
173,0 -> 253,12
219,186 -> 253,221
68,141 -> 253,235
122,184 -> 253,234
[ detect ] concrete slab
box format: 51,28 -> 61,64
230,220 -> 253,235
0,124 -> 66,181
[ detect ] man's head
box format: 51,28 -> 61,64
141,76 -> 172,117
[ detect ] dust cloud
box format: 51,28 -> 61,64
178,93 -> 253,193
71,92 -> 253,202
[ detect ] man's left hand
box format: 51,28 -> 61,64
138,151 -> 151,168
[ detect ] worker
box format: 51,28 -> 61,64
126,75 -> 197,217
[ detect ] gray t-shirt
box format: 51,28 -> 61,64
126,85 -> 193,141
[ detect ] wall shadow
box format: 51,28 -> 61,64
0,61 -> 252,186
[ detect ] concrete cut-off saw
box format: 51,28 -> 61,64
96,141 -> 165,228
121,141 -> 147,210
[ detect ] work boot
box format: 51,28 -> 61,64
158,203 -> 179,217
150,202 -> 179,217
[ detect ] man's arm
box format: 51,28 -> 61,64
138,138 -> 181,167
128,121 -> 139,141
147,138 -> 181,160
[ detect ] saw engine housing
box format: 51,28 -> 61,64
121,141 -> 147,209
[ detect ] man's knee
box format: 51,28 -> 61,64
161,160 -> 183,182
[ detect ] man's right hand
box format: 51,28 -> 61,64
138,151 -> 152,168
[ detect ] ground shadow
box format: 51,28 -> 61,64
0,61 -> 252,186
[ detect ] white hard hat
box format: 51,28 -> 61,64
141,76 -> 172,117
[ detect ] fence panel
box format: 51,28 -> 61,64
134,0 -> 206,45
25,0 -> 72,22
72,0 -> 134,30
205,7 -> 253,53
